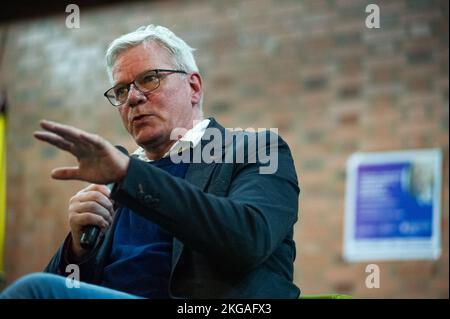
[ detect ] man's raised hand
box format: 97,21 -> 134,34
33,120 -> 129,184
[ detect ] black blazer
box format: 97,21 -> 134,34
44,118 -> 301,298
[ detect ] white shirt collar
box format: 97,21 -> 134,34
131,119 -> 210,162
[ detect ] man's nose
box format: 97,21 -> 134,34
127,84 -> 146,108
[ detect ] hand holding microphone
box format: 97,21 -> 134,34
79,145 -> 129,250
68,184 -> 114,257
78,183 -> 115,250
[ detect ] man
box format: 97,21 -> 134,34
1,25 -> 300,299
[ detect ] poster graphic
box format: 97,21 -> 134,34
343,149 -> 442,262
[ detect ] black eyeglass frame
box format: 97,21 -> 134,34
103,68 -> 187,107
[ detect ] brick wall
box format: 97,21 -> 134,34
0,0 -> 448,298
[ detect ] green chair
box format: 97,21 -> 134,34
299,294 -> 352,299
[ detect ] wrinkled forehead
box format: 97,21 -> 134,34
112,41 -> 175,84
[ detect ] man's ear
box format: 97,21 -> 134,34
189,72 -> 202,107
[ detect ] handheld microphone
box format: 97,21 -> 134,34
79,145 -> 129,250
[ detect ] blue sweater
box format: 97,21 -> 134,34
101,156 -> 189,298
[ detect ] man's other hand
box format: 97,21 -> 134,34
68,184 -> 114,258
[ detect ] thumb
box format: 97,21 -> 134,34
51,167 -> 81,180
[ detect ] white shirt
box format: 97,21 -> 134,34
131,119 -> 211,162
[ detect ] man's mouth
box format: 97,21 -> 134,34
132,114 -> 154,123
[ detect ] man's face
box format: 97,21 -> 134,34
112,42 -> 202,151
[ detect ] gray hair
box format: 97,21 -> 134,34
105,25 -> 203,112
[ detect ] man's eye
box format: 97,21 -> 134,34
114,86 -> 127,97
141,74 -> 158,83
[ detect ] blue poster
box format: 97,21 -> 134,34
355,162 -> 433,239
343,149 -> 442,261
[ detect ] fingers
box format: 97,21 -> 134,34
72,201 -> 113,224
69,186 -> 115,230
71,212 -> 110,230
33,131 -> 74,153
34,120 -> 122,184
73,188 -> 114,213
51,167 -> 81,180
39,120 -> 104,149
39,120 -> 87,146
82,184 -> 112,198
34,120 -> 94,160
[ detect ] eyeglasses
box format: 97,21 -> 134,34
104,69 -> 187,107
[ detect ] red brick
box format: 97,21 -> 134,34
1,0 -> 447,300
